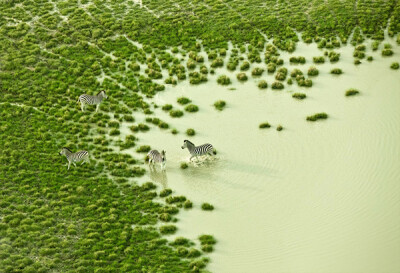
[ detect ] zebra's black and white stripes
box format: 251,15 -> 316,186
59,147 -> 89,170
181,140 -> 215,161
78,90 -> 107,112
147,149 -> 166,169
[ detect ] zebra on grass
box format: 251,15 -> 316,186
147,150 -> 166,170
59,147 -> 89,170
181,140 -> 216,161
77,90 -> 107,112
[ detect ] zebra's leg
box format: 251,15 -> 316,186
189,155 -> 194,161
73,162 -> 77,167
80,101 -> 85,112
68,161 -> 71,170
96,104 -> 99,112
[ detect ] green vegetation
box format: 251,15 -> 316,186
289,56 -> 306,64
136,145 -> 151,153
331,68 -> 343,75
277,125 -> 283,131
217,75 -> 231,85
271,82 -> 284,90
180,163 -> 189,169
240,61 -> 250,71
292,93 -> 306,100
313,56 -> 325,64
169,110 -> 184,118
160,188 -> 173,197
160,225 -> 177,235
307,66 -> 319,76
259,122 -> 271,128
306,113 -> 329,121
177,97 -> 191,105
345,89 -> 360,96
390,62 -> 399,69
162,104 -> 173,111
214,100 -> 226,111
186,129 -> 196,136
275,67 -> 288,81
382,48 -> 394,56
237,72 -> 248,81
201,203 -> 214,211
258,80 -> 268,89
251,67 -> 264,76
185,104 -> 199,113
199,235 -> 217,253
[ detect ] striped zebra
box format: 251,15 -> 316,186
147,150 -> 166,169
59,147 -> 89,170
77,90 -> 107,112
181,140 -> 216,161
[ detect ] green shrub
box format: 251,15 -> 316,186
236,72 -> 248,81
292,93 -> 306,99
217,75 -> 231,85
390,62 -> 399,70
185,104 -> 199,113
169,110 -> 184,118
240,61 -> 250,71
136,145 -> 151,153
345,88 -> 360,96
276,125 -> 283,131
177,97 -> 191,105
271,81 -> 284,90
259,122 -> 271,128
160,225 -> 177,234
201,203 -> 214,211
186,128 -> 195,136
258,80 -> 268,89
180,163 -> 188,169
183,200 -> 193,209
330,68 -> 342,74
313,56 -> 325,64
162,104 -> 173,111
214,100 -> 226,111
307,66 -> 319,76
251,67 -> 264,76
160,188 -> 172,197
306,113 -> 328,121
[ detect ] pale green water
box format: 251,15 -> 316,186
120,39 -> 400,272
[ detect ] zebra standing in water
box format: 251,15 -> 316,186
181,140 -> 216,161
59,147 -> 90,170
78,90 -> 107,112
147,150 -> 166,169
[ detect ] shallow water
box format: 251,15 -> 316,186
122,39 -> 400,272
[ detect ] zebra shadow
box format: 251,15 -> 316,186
148,165 -> 168,189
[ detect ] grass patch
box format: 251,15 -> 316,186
306,113 -> 328,121
259,122 -> 271,128
201,203 -> 214,211
292,93 -> 306,100
345,88 -> 360,96
214,100 -> 226,111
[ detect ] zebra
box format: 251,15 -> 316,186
77,90 -> 107,112
181,140 -> 216,161
59,147 -> 90,170
147,150 -> 166,169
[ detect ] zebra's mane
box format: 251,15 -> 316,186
62,147 -> 72,152
97,90 -> 105,95
184,140 -> 194,146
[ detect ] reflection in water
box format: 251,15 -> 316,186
148,164 -> 168,189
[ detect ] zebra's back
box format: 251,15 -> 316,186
193,143 -> 213,156
79,94 -> 100,105
69,150 -> 89,162
148,150 -> 163,162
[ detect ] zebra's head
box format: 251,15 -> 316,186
98,90 -> 107,99
59,147 -> 71,156
181,140 -> 193,149
161,150 -> 166,162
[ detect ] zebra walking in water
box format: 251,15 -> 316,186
77,90 -> 107,112
181,140 -> 216,161
59,147 -> 90,170
147,149 -> 166,169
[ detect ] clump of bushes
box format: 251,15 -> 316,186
331,68 -> 342,75
160,188 -> 172,197
236,72 -> 248,81
160,225 -> 177,234
275,67 -> 288,81
201,203 -> 214,211
217,75 -> 231,85
162,104 -> 173,111
258,80 -> 268,89
290,69 -> 303,78
271,81 -> 284,90
276,125 -> 283,131
240,61 -> 250,71
251,67 -> 264,76
185,104 -> 199,113
328,51 -> 340,63
390,62 -> 399,70
313,56 -> 325,64
306,113 -> 328,121
214,100 -> 226,111
177,97 -> 191,105
292,93 -> 306,99
136,145 -> 151,153
345,88 -> 360,96
307,66 -> 319,76
184,200 -> 193,209
259,122 -> 271,128
289,56 -> 306,64
186,128 -> 195,136
199,235 -> 217,253
180,162 -> 188,169
169,110 -> 184,118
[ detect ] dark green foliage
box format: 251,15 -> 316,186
136,145 -> 151,153
271,82 -> 284,90
186,129 -> 196,136
185,104 -> 199,113
259,122 -> 271,128
184,200 -> 193,209
237,72 -> 248,81
162,104 -> 173,111
331,68 -> 343,74
159,225 -> 177,234
292,93 -> 306,100
313,56 -> 325,64
275,67 -> 288,81
307,66 -> 319,76
159,189 -> 172,197
240,61 -> 250,71
289,56 -> 306,64
201,203 -> 214,211
169,110 -> 184,118
277,125 -> 283,131
177,97 -> 191,105
258,80 -> 268,89
214,100 -> 226,111
306,113 -> 328,121
345,89 -> 360,96
390,62 -> 399,69
217,75 -> 231,85
180,163 -> 188,169
251,67 -> 264,76
130,123 -> 150,132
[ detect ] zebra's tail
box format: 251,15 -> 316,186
213,149 -> 217,155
